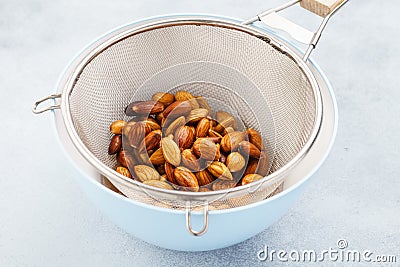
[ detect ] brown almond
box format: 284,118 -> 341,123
117,150 -> 136,168
160,174 -> 167,181
149,148 -> 165,165
220,131 -> 246,152
116,166 -> 132,178
152,92 -> 175,106
144,119 -> 161,131
174,166 -> 199,191
214,117 -> 236,133
243,158 -> 258,176
219,153 -> 227,164
161,137 -> 181,166
215,144 -> 221,161
246,128 -> 263,151
196,118 -> 210,138
238,141 -> 261,159
204,136 -> 222,143
174,126 -> 195,151
223,126 -> 235,136
141,130 -> 162,152
241,174 -> 264,185
123,120 -> 136,137
192,138 -> 218,161
162,100 -> 191,119
164,162 -> 176,184
187,98 -> 200,109
155,112 -> 164,125
198,187 -> 212,192
181,149 -> 201,171
127,121 -> 151,148
211,180 -> 236,191
134,165 -> 160,182
129,100 -> 164,115
187,108 -> 208,124
256,151 -> 269,176
207,161 -> 233,180
110,120 -> 126,135
124,101 -> 142,116
195,170 -> 214,186
108,135 -> 122,155
133,148 -> 152,166
156,164 -> 166,175
226,152 -> 246,172
208,129 -> 223,138
164,116 -> 186,137
143,180 -> 174,190
175,90 -> 195,101
215,110 -> 234,123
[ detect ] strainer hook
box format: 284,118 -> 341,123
185,201 -> 209,236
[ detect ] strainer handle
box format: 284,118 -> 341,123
185,201 -> 209,236
243,0 -> 349,60
32,94 -> 61,114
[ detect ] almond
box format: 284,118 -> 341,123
110,120 -> 126,135
211,180 -> 236,191
181,149 -> 201,171
220,131 -> 246,152
226,152 -> 246,172
208,129 -> 223,139
134,165 -> 160,182
187,108 -> 208,124
223,126 -> 235,135
195,170 -> 214,186
126,100 -> 164,115
219,153 -> 227,164
123,120 -> 136,137
127,121 -> 151,148
243,158 -> 258,176
241,174 -> 264,185
144,119 -> 161,131
246,128 -> 263,150
238,141 -> 261,159
133,148 -> 152,166
161,137 -> 181,166
204,136 -> 222,143
175,90 -> 195,101
142,130 -> 162,152
196,118 -> 210,138
214,116 -> 236,133
162,100 -> 191,119
174,125 -> 195,151
164,162 -> 176,184
215,110 -> 234,123
143,179 -> 174,190
156,164 -> 166,175
117,150 -> 136,169
116,166 -> 132,178
108,135 -> 122,155
174,166 -> 199,191
152,92 -> 175,106
164,116 -> 186,137
124,101 -> 141,116
192,138 -> 218,161
198,187 -> 212,192
207,161 -> 233,180
149,148 -> 165,165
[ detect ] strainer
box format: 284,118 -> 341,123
33,0 -> 347,240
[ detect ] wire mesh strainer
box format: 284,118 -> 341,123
33,0 -> 348,236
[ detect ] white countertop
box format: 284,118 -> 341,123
1,0 -> 399,266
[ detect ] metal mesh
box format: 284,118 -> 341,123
69,22 -> 317,210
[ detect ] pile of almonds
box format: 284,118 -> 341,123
108,90 -> 269,192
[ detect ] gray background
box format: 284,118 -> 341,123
1,0 -> 399,266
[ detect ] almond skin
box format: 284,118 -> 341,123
211,180 -> 236,191
175,90 -> 195,101
243,158 -> 258,176
192,138 -> 218,161
226,152 -> 246,172
152,92 -> 175,107
144,119 -> 161,131
134,165 -> 160,182
116,166 -> 132,178
174,126 -> 195,151
220,131 -> 246,153
117,150 -> 136,168
164,116 -> 186,137
127,121 -> 151,148
246,128 -> 263,151
162,100 -> 191,119
196,118 -> 210,138
238,141 -> 261,159
207,161 -> 233,180
164,162 -> 176,184
214,117 -> 236,133
196,96 -> 211,114
110,120 -> 126,135
241,174 -> 264,185
149,148 -> 165,165
174,166 -> 199,191
161,137 -> 181,166
142,130 -> 162,152
256,151 -> 269,176
195,170 -> 214,186
187,108 -> 208,124
108,135 -> 122,155
181,149 -> 201,171
130,100 -> 164,115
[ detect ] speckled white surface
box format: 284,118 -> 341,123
1,0 -> 399,266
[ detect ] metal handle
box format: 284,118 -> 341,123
185,201 -> 209,236
243,0 -> 349,60
32,94 -> 61,114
